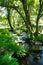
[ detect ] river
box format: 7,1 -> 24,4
13,32 -> 43,65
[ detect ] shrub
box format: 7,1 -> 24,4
0,29 -> 26,64
0,54 -> 19,65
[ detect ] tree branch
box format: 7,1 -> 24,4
0,4 -> 26,23
20,0 -> 33,34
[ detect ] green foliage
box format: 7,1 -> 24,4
0,29 -> 14,47
15,45 -> 26,58
0,0 -> 43,64
0,29 -> 26,62
37,34 -> 43,41
0,54 -> 19,65
27,0 -> 35,7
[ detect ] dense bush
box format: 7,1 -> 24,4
0,29 -> 26,65
0,54 -> 19,65
15,45 -> 26,57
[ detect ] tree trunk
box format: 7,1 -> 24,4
36,0 -> 42,38
21,0 -> 33,38
7,8 -> 14,32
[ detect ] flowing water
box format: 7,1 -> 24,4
37,46 -> 43,65
13,32 -> 43,65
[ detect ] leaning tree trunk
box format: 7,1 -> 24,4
7,8 -> 14,32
